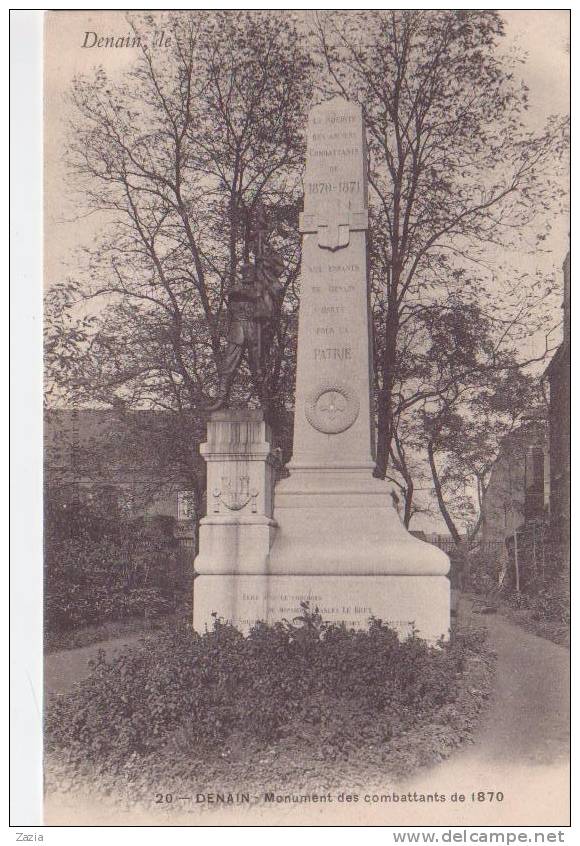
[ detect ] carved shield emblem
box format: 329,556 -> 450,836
212,475 -> 258,513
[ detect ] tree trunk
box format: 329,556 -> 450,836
375,307 -> 399,478
427,437 -> 469,587
403,478 -> 414,528
427,439 -> 463,547
391,429 -> 414,527
375,392 -> 390,478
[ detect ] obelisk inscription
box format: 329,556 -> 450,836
291,97 -> 374,470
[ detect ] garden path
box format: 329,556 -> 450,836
44,632 -> 148,698
277,601 -> 570,826
395,601 -> 570,826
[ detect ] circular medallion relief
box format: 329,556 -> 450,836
305,381 -> 360,434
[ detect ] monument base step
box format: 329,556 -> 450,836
268,469 -> 450,576
193,574 -> 450,644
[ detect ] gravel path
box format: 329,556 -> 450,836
392,602 -> 570,826
44,632 -> 147,698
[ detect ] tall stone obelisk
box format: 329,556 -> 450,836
194,97 -> 450,642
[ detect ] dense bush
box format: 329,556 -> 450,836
45,498 -> 186,633
464,550 -> 499,596
508,572 -> 570,627
46,605 -> 484,767
466,544 -> 569,612
465,544 -> 569,646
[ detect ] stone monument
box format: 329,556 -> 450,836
194,97 -> 450,643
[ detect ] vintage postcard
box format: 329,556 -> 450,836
40,9 -> 569,827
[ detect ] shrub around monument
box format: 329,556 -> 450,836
46,605 -> 483,770
45,500 -> 182,633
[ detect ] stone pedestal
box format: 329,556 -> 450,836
263,469 -> 450,641
270,468 -> 449,576
193,410 -> 277,579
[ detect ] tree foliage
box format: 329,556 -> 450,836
46,11 -> 568,535
47,10 -> 313,450
315,9 -> 568,477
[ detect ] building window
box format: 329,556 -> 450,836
118,488 -> 135,514
177,491 -> 196,520
525,445 -> 545,520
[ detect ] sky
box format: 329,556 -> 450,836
43,10 -> 570,533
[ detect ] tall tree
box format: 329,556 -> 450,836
315,9 -> 568,477
420,323 -> 542,549
46,11 -> 314,506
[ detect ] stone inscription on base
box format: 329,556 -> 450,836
194,575 -> 450,643
237,592 -> 407,633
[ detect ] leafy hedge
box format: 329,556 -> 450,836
46,606 -> 484,769
45,499 -> 186,633
466,547 -> 570,628
507,570 -> 570,628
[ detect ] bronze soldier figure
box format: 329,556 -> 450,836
207,205 -> 284,410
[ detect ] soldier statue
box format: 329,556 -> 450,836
208,204 -> 284,410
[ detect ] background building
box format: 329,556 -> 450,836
44,408 -> 202,546
481,417 -> 548,545
477,251 -> 570,590
544,250 -> 571,549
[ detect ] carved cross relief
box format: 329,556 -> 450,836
299,206 -> 368,251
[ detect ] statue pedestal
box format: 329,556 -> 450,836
193,410 -> 278,628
